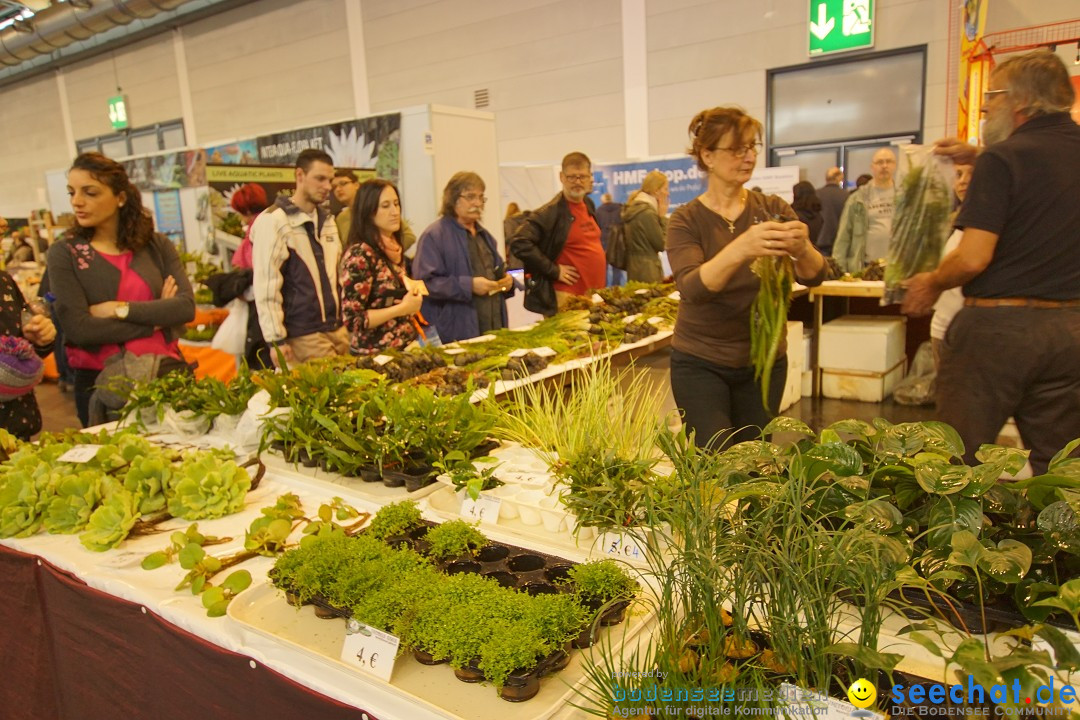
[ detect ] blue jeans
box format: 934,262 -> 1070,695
50,305 -> 74,384
607,266 -> 626,287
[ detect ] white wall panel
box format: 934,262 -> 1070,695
364,0 -> 623,166
0,73 -> 71,217
183,0 -> 356,145
65,35 -> 182,143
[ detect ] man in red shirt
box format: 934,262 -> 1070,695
510,152 -> 606,316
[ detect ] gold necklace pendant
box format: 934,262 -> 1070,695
719,217 -> 737,233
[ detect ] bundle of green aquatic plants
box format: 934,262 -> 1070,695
0,429 -> 254,552
883,145 -> 953,304
749,255 -> 795,410
118,369 -> 259,427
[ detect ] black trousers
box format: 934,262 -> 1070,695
937,305 -> 1080,476
73,368 -> 101,428
670,349 -> 788,450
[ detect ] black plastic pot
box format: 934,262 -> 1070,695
507,554 -> 545,572
523,582 -> 558,596
476,544 -> 509,562
454,664 -> 485,683
358,464 -> 382,483
571,622 -> 598,649
600,599 -> 631,626
446,560 -> 482,575
498,671 -> 541,702
413,649 -> 446,666
482,570 -> 518,588
544,564 -> 573,586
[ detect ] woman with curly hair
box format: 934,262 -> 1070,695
46,152 -> 195,426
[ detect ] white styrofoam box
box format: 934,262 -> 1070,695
803,328 -> 814,370
822,358 -> 906,403
801,370 -> 813,397
819,315 -> 906,373
780,321 -> 804,412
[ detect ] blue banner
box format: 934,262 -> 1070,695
590,157 -> 706,212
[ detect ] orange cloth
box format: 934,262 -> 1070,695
42,353 -> 57,381
179,341 -> 237,383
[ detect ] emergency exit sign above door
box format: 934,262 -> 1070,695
808,0 -> 874,56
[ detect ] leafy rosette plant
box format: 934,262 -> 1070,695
425,520 -> 486,561
0,469 -> 45,538
123,455 -> 171,515
79,490 -> 140,552
166,453 -> 251,520
367,500 -> 423,541
563,559 -> 638,609
44,470 -> 102,534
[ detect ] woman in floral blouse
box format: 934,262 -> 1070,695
339,179 -> 424,355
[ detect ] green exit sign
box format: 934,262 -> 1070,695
108,95 -> 130,130
808,0 -> 874,56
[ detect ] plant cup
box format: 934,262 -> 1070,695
537,496 -> 566,533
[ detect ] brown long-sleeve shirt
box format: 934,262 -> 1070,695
666,193 -> 824,368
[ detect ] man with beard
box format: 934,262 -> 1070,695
902,49 -> 1080,475
831,147 -> 897,273
510,152 -> 605,316
252,148 -> 348,366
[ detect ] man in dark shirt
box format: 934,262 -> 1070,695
595,193 -> 625,286
816,167 -> 847,255
902,49 -> 1080,475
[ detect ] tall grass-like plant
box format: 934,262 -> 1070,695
489,358 -> 665,529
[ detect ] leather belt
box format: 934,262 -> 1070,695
964,297 -> 1080,309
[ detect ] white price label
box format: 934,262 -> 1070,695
667,290 -> 681,301
597,532 -> 647,565
59,445 -> 103,463
590,293 -> 604,304
635,288 -> 650,295
647,316 -> 664,326
373,354 -> 393,366
509,346 -> 555,359
442,347 -> 465,355
341,619 -> 400,681
621,314 -> 641,325
460,494 -> 502,525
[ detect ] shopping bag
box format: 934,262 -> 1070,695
211,298 -> 248,355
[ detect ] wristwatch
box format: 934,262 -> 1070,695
115,302 -> 130,320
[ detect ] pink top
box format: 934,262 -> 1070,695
67,250 -> 180,371
232,224 -> 253,269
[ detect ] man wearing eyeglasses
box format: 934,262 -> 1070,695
901,49 -> 1080,475
510,151 -> 606,316
831,147 -> 897,274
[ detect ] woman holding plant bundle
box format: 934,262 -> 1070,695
339,179 -> 423,355
47,152 -> 195,427
666,107 -> 825,448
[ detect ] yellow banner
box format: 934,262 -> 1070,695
206,165 -> 296,183
957,0 -> 989,141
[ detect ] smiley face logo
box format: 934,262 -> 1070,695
847,678 -> 877,709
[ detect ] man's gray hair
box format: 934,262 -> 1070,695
994,49 -> 1075,117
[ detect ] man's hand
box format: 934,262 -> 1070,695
270,342 -> 295,369
495,275 -> 514,292
901,272 -> 942,316
933,138 -> 980,165
557,264 -> 580,285
23,314 -> 55,347
471,277 -> 500,296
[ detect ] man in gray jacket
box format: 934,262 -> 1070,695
831,148 -> 897,274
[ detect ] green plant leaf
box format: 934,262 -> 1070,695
819,428 -> 842,445
824,643 -> 902,672
801,442 -> 863,477
928,497 -> 984,548
1049,438 -> 1080,478
947,531 -> 984,571
1034,624 -> 1080,671
827,419 -> 876,439
977,539 -> 1032,584
915,458 -> 972,496
178,542 -> 206,569
1033,578 -> 1080,622
920,421 -> 966,458
206,600 -> 230,617
975,444 -> 1029,475
901,631 -> 944,658
191,575 -> 207,594
140,551 -> 168,570
1036,501 -> 1080,554
843,499 -> 904,534
762,416 -> 814,438
893,476 -> 924,510
222,569 -> 252,595
318,505 -> 332,523
201,586 -> 225,609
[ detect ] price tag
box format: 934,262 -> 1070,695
621,314 -> 641,325
460,493 -> 502,526
590,293 -> 604,304
442,347 -> 465,355
59,445 -> 102,463
372,354 -> 393,366
530,346 -> 556,358
635,288 -> 650,295
667,290 -> 681,301
341,619 -> 400,681
596,531 -> 647,566
647,316 -> 664,326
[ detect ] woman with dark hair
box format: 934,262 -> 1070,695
790,181 -> 823,247
666,107 -> 825,448
46,152 -> 195,426
339,179 -> 423,355
413,172 -> 513,343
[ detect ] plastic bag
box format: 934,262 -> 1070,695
882,145 -> 954,305
211,298 -> 248,355
893,341 -> 936,406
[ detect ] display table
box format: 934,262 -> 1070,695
807,280 -> 885,397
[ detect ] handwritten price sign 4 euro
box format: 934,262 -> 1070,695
341,619 -> 400,681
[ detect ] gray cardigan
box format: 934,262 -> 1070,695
46,233 -> 195,352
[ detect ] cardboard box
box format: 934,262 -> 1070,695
819,315 -> 906,373
780,321 -> 804,412
822,358 -> 907,402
